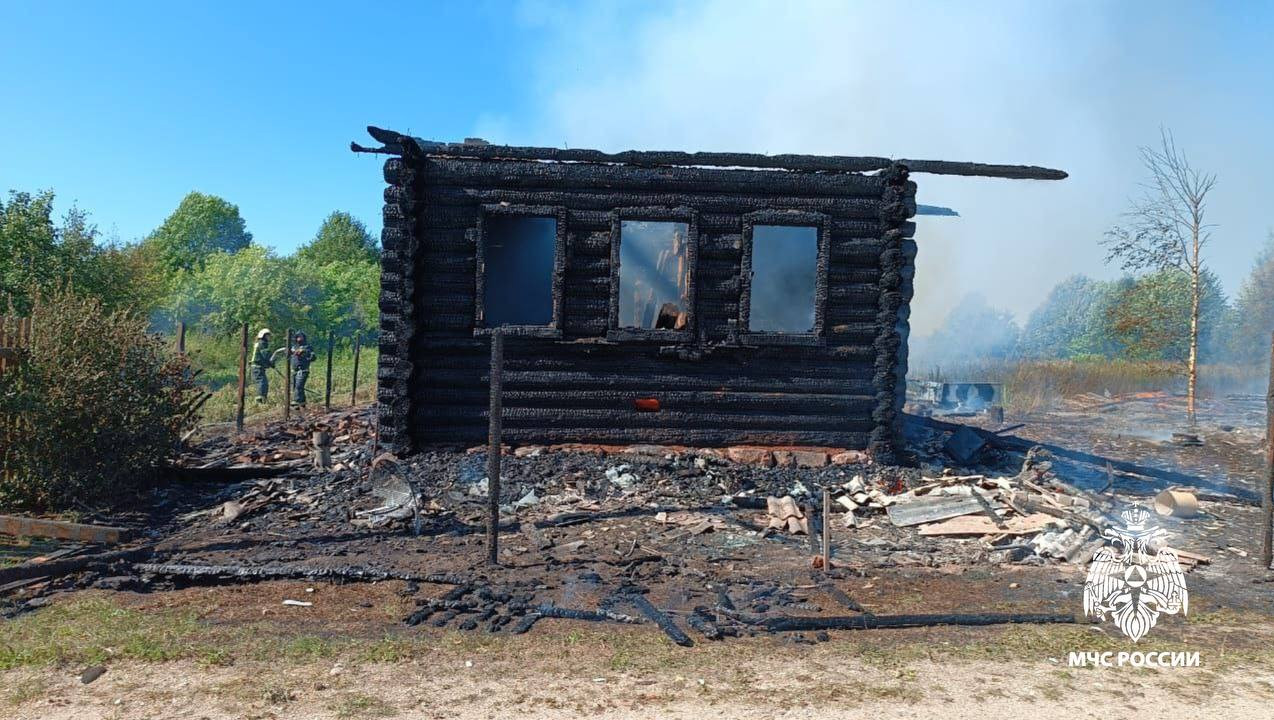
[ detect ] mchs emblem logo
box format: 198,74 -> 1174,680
1083,504 -> 1188,642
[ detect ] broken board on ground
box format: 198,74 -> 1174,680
886,495 -> 989,527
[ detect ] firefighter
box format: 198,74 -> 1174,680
290,331 -> 317,406
250,328 -> 277,403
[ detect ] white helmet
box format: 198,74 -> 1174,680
257,328 -> 272,340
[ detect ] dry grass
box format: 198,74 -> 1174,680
921,359 -> 1266,413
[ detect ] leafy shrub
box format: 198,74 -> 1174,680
0,287 -> 200,510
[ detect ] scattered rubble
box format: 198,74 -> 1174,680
5,393 -> 1267,641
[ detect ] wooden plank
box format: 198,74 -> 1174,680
0,515 -> 132,544
917,512 -> 1057,536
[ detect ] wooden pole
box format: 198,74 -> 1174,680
487,329 -> 503,566
283,328 -> 292,420
822,487 -> 832,572
176,321 -> 186,355
235,323 -> 248,433
350,331 -> 362,406
1263,331 -> 1274,570
324,331 -> 334,411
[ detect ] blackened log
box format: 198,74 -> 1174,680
507,603 -> 645,625
687,608 -> 723,640
414,426 -> 869,449
423,186 -> 886,219
404,607 -> 434,626
423,158 -> 887,196
760,612 -> 1076,632
133,563 -> 466,585
412,407 -> 877,432
627,593 -> 693,647
897,159 -> 1067,180
511,613 -> 542,634
376,129 -> 1068,179
383,130 -> 893,172
821,584 -> 866,613
0,546 -> 154,586
431,610 -> 458,627
417,389 -> 876,414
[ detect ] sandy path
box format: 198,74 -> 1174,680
7,652 -> 1273,720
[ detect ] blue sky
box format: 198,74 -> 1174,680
3,1 -> 1272,333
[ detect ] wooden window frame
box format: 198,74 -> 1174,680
474,204 -> 567,338
606,207 -> 699,343
739,210 -> 830,346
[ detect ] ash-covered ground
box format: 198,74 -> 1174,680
5,391 -> 1271,642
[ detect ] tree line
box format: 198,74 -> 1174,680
913,257 -> 1271,369
0,189 -> 379,340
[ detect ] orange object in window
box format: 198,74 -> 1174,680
634,398 -> 661,412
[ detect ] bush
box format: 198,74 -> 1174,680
0,287 -> 200,510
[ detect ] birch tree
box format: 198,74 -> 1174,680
1102,129 -> 1216,423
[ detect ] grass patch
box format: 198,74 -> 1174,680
3,676 -> 48,707
0,596 -> 208,669
329,691 -> 398,718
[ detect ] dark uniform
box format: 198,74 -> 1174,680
291,334 -> 317,406
250,335 -> 275,402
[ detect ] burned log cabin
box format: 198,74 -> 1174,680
354,127 -> 1066,463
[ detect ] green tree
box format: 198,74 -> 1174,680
0,189 -> 152,314
298,211 -> 379,266
145,192 -> 252,274
1223,232 -> 1274,362
1101,129 -> 1216,420
293,257 -> 380,335
167,245 -> 297,334
0,190 -> 60,309
1106,269 -> 1228,362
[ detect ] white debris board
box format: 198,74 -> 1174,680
886,495 -> 989,527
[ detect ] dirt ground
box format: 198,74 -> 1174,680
3,391 -> 1273,717
4,585 -> 1274,720
4,581 -> 1274,720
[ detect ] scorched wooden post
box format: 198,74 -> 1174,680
283,328 -> 292,420
324,330 -> 334,411
235,323 -> 248,432
487,329 -> 504,566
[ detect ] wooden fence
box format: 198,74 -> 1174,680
1,316 -> 33,487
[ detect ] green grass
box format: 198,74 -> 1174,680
182,331 -> 378,424
0,597 -> 207,669
4,594 -> 1273,679
329,691 -> 399,718
918,358 -> 1265,413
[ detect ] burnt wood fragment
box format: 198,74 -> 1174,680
760,612 -> 1076,632
626,592 -> 694,647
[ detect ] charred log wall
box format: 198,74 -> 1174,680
380,154 -> 917,453
376,156 -> 420,454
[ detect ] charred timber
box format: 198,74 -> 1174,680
367,127 -> 1068,179
413,426 -> 870,448
627,592 -> 694,647
423,186 -> 887,220
760,612 -> 1076,632
134,562 -> 466,585
423,158 -> 888,197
